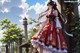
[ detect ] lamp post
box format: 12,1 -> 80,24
23,17 -> 28,40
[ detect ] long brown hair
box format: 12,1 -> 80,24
39,0 -> 65,23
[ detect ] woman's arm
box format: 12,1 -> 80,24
38,12 -> 48,20
53,10 -> 62,33
53,10 -> 58,17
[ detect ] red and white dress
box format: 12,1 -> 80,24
31,9 -> 68,53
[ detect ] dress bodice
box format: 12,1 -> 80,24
46,9 -> 56,21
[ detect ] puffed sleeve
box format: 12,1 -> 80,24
55,17 -> 62,29
53,10 -> 62,29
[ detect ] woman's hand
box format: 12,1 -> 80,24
33,22 -> 41,32
36,22 -> 41,26
56,28 -> 59,34
38,12 -> 48,20
33,28 -> 37,32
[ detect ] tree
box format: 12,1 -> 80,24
0,18 -> 23,53
70,16 -> 80,53
0,18 -> 22,44
58,0 -> 79,53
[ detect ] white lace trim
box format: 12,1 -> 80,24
31,39 -> 67,53
55,17 -> 62,29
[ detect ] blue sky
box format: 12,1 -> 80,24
0,0 -> 57,29
0,0 -> 80,45
0,0 -> 54,45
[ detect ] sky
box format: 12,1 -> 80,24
0,0 -> 80,45
0,0 -> 57,45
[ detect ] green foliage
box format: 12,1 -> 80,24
0,18 -> 23,44
28,18 -> 38,25
28,28 -> 35,43
0,18 -> 11,30
70,16 -> 80,53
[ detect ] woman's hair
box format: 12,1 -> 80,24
40,0 -> 57,15
39,0 -> 64,23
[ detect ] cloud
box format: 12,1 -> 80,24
18,0 -> 48,23
19,13 -> 29,18
0,0 -> 11,5
1,8 -> 10,13
0,0 -> 22,13
28,1 -> 48,14
18,0 -> 49,19
19,0 -> 29,11
28,3 -> 47,14
19,14 -> 29,23
19,19 -> 23,23
19,0 -> 29,19
28,0 -> 58,14
18,0 -> 57,23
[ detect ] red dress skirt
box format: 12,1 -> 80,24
31,16 -> 68,53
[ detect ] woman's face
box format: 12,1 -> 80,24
48,4 -> 53,9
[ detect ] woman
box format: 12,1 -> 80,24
31,0 -> 68,53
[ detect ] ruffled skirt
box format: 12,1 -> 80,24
31,21 -> 68,53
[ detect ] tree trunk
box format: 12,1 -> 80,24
58,0 -> 78,53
